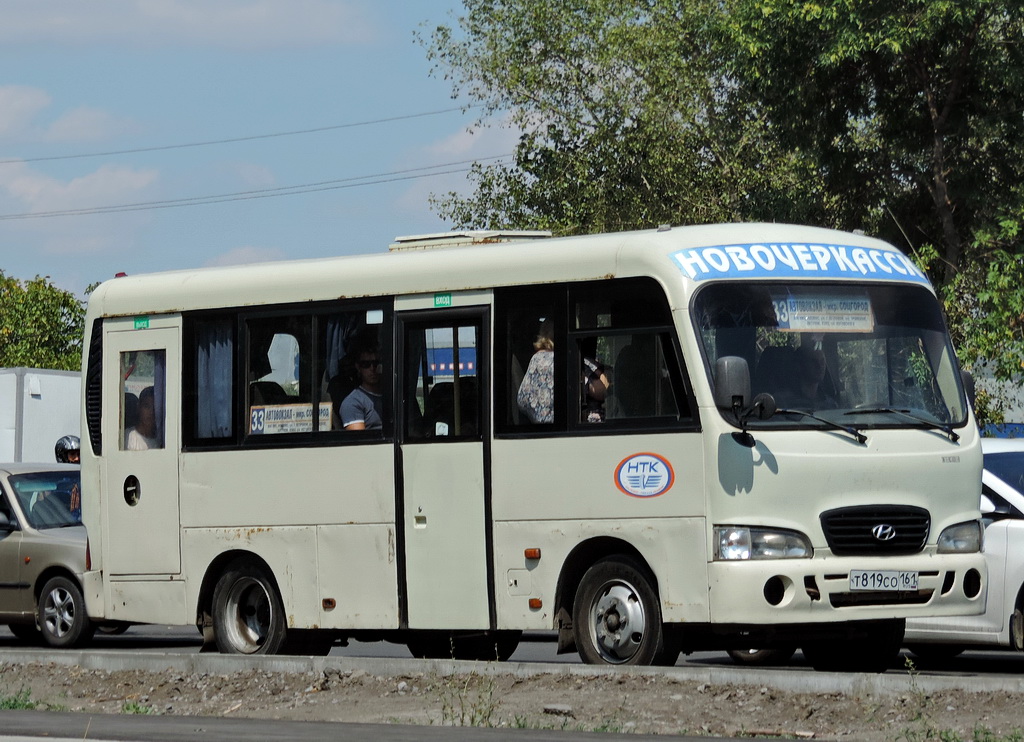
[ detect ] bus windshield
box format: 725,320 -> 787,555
693,282 -> 968,429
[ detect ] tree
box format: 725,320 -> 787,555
0,271 -> 85,371
426,0 -> 1024,421
724,0 -> 1024,284
423,0 -> 832,235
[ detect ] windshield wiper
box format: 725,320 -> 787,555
844,407 -> 959,443
776,407 -> 867,444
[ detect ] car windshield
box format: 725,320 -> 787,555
984,452 -> 1024,494
8,471 -> 82,529
693,282 -> 969,430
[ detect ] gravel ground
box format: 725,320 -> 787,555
2,658 -> 1024,740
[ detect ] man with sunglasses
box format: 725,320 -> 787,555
341,345 -> 384,430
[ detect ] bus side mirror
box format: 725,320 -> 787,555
961,369 -> 976,412
714,356 -> 751,412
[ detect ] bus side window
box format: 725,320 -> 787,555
496,287 -> 562,431
120,349 -> 166,450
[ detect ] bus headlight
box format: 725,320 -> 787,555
937,520 -> 983,553
714,526 -> 813,560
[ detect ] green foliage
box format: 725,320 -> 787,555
423,0 -> 831,235
0,271 -> 85,371
426,0 -> 1024,412
0,687 -> 37,710
121,700 -> 156,715
725,1 -> 1024,286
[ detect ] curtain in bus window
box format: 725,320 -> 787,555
196,320 -> 233,439
153,352 -> 166,447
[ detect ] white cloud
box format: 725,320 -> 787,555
205,245 -> 287,266
0,161 -> 160,255
0,0 -> 375,49
396,116 -> 522,217
0,85 -> 137,143
44,106 -> 141,143
0,163 -> 159,214
0,86 -> 52,137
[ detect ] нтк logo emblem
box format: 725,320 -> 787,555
614,453 -> 674,498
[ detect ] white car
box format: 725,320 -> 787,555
903,437 -> 1024,660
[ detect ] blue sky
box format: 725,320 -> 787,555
0,0 -> 516,296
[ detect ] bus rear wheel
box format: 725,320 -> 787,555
572,556 -> 669,666
212,561 -> 287,655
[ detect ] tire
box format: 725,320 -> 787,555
212,561 -> 287,655
802,619 -> 904,673
572,556 -> 669,666
7,622 -> 42,643
727,647 -> 797,666
38,576 -> 94,648
906,643 -> 965,663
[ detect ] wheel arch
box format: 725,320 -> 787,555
195,550 -> 280,635
553,537 -> 659,653
33,566 -> 81,602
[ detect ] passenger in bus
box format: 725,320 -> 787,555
126,386 -> 160,449
341,346 -> 384,430
582,355 -> 609,423
517,321 -> 554,423
792,345 -> 836,409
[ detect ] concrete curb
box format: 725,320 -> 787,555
1,648 -> 1018,697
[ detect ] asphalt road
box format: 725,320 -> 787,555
4,623 -> 1024,675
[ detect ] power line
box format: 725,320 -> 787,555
0,155 -> 510,220
0,105 -> 476,165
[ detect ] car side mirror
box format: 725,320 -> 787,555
0,511 -> 15,532
714,356 -> 751,412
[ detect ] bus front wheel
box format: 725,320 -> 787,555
572,556 -> 669,666
212,561 -> 287,655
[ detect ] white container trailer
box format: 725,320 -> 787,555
0,367 -> 80,463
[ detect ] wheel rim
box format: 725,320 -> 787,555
223,576 -> 274,653
43,585 -> 76,638
588,579 -> 647,663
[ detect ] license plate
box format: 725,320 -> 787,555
849,570 -> 919,591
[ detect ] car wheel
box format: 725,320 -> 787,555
38,576 -> 94,648
212,560 -> 287,655
572,556 -> 671,666
727,647 -> 797,666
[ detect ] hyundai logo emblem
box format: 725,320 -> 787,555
872,524 -> 897,541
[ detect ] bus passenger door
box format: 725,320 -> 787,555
398,310 -> 491,630
102,324 -> 181,576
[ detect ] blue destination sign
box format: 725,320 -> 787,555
671,243 -> 929,284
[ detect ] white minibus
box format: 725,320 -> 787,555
80,223 -> 985,670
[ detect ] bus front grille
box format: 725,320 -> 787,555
820,505 -> 930,555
